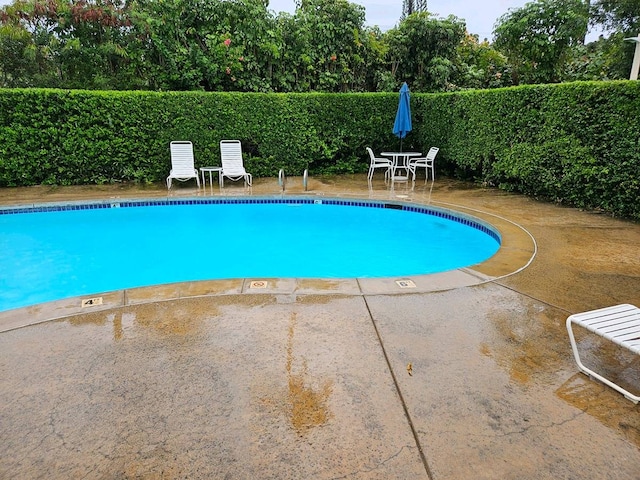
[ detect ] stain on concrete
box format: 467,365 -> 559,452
296,279 -> 341,291
286,312 -> 333,434
556,373 -> 640,447
133,304 -> 203,336
296,294 -> 346,305
65,310 -> 111,327
484,303 -> 566,386
113,312 -> 124,341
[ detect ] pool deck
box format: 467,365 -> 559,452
1,175 -> 639,479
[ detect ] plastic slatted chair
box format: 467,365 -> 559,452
167,141 -> 201,190
366,147 -> 392,182
219,140 -> 252,187
409,147 -> 439,183
567,304 -> 640,403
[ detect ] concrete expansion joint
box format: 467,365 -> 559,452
361,296 -> 434,479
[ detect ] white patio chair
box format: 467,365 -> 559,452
366,147 -> 392,182
167,141 -> 201,189
219,140 -> 252,187
409,147 -> 439,183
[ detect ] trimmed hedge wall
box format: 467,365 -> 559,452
0,89 -> 405,185
413,81 -> 640,220
0,82 -> 639,220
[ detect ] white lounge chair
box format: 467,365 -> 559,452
167,141 -> 201,190
366,147 -> 392,182
567,304 -> 640,403
409,147 -> 439,183
219,140 -> 252,187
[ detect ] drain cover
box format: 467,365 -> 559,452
249,281 -> 268,289
395,280 -> 416,288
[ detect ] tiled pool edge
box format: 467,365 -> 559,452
0,196 -> 501,244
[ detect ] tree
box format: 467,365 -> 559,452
0,0 -> 63,87
385,12 -> 465,92
279,0 -> 374,92
0,23 -> 38,86
493,0 -> 589,84
562,34 -> 636,81
0,0 -> 143,89
590,0 -> 640,33
400,0 -> 427,21
56,0 -> 142,89
453,33 -> 511,90
131,0 -> 280,91
588,0 -> 640,79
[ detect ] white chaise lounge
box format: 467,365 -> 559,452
167,141 -> 201,190
567,304 -> 640,403
219,140 -> 252,187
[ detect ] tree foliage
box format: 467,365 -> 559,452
0,0 -> 142,89
385,12 -> 465,91
493,0 -> 589,84
0,0 -> 637,92
588,0 -> 640,79
400,0 -> 427,22
0,0 -> 393,92
562,34 -> 634,80
590,0 -> 640,32
453,33 -> 511,89
282,0 -> 374,92
132,0 -> 280,91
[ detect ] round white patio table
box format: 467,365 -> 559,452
380,152 -> 422,182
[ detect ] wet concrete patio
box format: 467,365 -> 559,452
1,174 -> 639,479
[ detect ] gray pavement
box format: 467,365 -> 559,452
1,175 -> 639,479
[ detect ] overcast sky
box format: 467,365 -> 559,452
268,0 -> 603,41
269,0 -> 531,40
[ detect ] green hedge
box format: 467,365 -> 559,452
413,81 -> 640,220
0,89 -> 405,185
0,82 -> 639,220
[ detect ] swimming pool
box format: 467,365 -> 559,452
0,197 -> 501,312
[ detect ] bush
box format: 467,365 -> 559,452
412,81 -> 640,220
0,89 -> 403,185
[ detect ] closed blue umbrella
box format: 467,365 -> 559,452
392,82 -> 412,151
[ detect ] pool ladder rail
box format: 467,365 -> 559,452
278,169 -> 308,192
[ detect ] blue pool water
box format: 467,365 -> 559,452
0,199 -> 500,312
